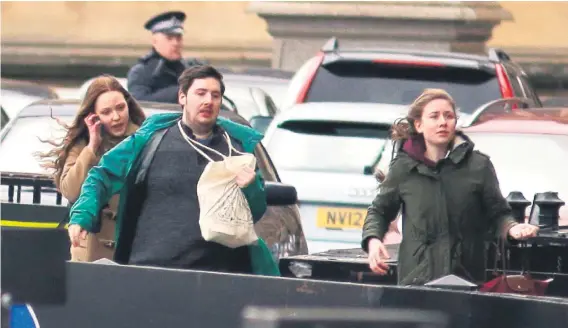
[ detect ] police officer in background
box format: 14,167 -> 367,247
127,11 -> 206,103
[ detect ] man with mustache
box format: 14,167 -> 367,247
127,11 -> 206,104
68,65 -> 279,275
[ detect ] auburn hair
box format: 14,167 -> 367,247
37,75 -> 145,188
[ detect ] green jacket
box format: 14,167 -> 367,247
362,133 -> 517,285
69,112 -> 280,276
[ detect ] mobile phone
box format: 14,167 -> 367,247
92,115 -> 106,135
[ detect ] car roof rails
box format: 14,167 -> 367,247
321,37 -> 339,53
487,48 -> 511,62
463,97 -> 536,127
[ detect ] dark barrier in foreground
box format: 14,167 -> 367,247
1,228 -> 68,305
33,262 -> 568,328
1,203 -> 68,224
242,307 -> 451,328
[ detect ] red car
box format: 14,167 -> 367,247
284,37 -> 542,115
463,107 -> 568,227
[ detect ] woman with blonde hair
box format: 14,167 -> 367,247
39,75 -> 146,261
362,88 -> 539,286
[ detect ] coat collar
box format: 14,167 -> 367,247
136,112 -> 264,151
397,131 -> 474,169
99,121 -> 139,154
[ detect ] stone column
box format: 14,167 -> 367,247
248,1 -> 513,71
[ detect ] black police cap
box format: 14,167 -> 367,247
144,11 -> 186,35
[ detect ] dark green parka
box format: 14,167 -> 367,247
362,132 -> 517,286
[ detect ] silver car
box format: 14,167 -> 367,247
1,78 -> 59,130
262,102 -> 409,253
0,99 -> 308,260
77,72 -> 287,120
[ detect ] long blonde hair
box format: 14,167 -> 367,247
38,75 -> 146,188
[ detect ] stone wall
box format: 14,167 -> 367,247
0,1 -> 271,48
489,2 -> 568,49
248,1 -> 514,71
0,1 -> 273,76
1,1 -> 567,94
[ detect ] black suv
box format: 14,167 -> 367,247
283,37 -> 542,114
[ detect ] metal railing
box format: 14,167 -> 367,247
1,172 -> 63,205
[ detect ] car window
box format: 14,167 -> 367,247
265,120 -> 390,174
0,116 -> 74,175
223,87 -> 258,121
223,76 -> 289,110
253,145 -> 279,182
284,56 -> 321,110
264,95 -> 278,116
519,75 -> 542,106
509,74 -> 525,97
305,62 -> 502,114
1,107 -> 9,130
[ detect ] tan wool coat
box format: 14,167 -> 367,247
60,122 -> 138,262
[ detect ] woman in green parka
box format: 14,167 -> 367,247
362,89 -> 539,286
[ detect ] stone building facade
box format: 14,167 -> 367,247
1,1 -> 567,96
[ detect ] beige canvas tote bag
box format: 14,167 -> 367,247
178,121 -> 259,248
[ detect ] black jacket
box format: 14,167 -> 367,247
126,49 -> 206,104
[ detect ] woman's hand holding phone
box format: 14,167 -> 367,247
85,113 -> 102,152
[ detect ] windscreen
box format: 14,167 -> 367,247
306,61 -> 501,114
467,132 -> 568,224
0,107 -> 178,175
266,120 -> 390,174
0,116 -> 74,175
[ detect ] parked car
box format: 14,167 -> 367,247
260,102 -> 408,253
463,107 -> 568,227
1,78 -> 59,130
223,85 -> 280,121
283,37 -> 542,114
1,107 -> 9,130
541,96 -> 568,107
219,68 -> 291,109
77,68 -> 288,118
0,99 -> 308,260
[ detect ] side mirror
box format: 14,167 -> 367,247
249,115 -> 273,134
265,182 -> 297,206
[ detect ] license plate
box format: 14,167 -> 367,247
316,207 -> 367,229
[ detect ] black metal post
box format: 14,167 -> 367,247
505,191 -> 532,223
8,184 -> 14,203
532,192 -> 565,230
